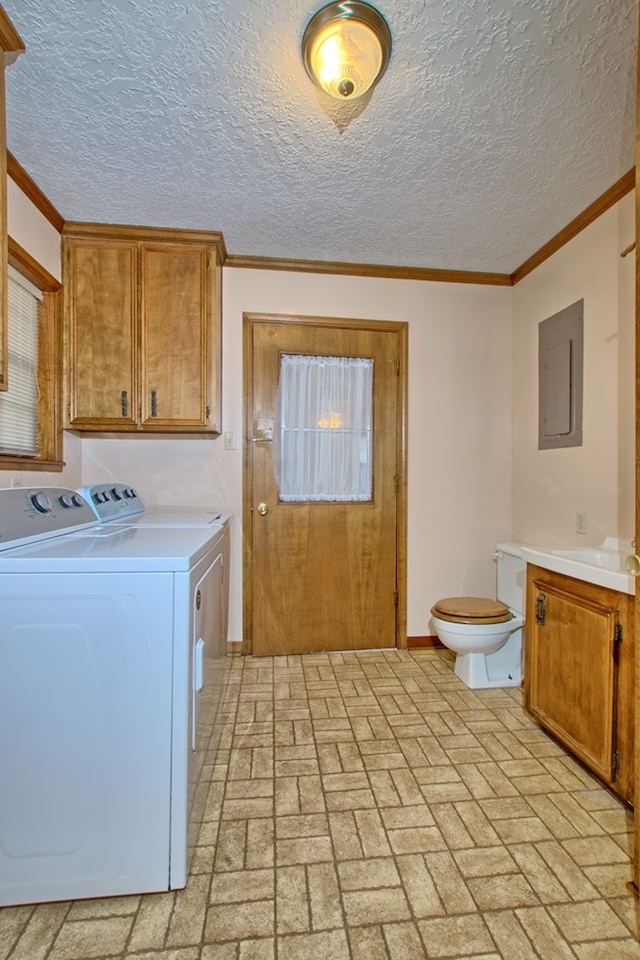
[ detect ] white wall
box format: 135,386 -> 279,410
83,269 -> 514,641
512,192 -> 635,548
8,178 -> 61,282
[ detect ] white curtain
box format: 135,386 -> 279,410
278,354 -> 373,502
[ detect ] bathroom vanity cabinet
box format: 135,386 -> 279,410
524,564 -> 634,805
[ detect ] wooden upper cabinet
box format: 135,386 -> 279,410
63,224 -> 223,434
0,10 -> 25,392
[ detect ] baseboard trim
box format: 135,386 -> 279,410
227,638 -> 443,654
407,635 -> 445,649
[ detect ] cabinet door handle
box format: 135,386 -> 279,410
151,390 -> 158,418
535,593 -> 546,625
121,390 -> 128,417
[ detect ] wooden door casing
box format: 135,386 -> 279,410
244,313 -> 407,657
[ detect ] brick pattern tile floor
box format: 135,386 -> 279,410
2,648 -> 640,959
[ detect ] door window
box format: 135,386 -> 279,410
278,354 -> 373,502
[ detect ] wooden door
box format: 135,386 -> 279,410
244,314 -> 407,656
65,238 -> 138,428
140,243 -> 213,430
526,572 -> 618,784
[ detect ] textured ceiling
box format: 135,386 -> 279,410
2,0 -> 637,274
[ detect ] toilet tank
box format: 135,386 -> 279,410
495,542 -> 527,615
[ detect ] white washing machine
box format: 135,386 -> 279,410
0,486 -> 227,906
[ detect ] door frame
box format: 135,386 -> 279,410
242,311 -> 408,656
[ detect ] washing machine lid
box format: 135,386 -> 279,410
0,522 -> 225,573
431,596 -> 512,624
111,507 -> 232,528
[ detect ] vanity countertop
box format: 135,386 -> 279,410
521,538 -> 635,595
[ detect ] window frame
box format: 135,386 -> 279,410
0,237 -> 63,470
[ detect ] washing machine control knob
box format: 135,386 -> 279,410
30,491 -> 52,514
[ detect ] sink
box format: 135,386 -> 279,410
551,548 -> 625,571
521,538 -> 636,595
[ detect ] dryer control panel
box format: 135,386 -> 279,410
77,482 -> 146,522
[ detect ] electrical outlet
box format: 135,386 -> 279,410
10,476 -> 21,488
223,431 -> 236,451
575,511 -> 588,535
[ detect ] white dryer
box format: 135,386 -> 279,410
77,480 -> 232,650
0,486 -> 226,906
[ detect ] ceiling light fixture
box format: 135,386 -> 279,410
302,1 -> 392,101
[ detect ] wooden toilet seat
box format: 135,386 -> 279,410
430,596 -> 513,625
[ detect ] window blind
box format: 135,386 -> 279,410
0,268 -> 42,457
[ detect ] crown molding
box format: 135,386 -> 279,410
224,254 -> 512,286
63,220 -> 227,259
7,152 -> 64,232
227,169 -> 636,285
510,168 -> 635,285
0,7 -> 24,64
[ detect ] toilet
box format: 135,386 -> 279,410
430,543 -> 526,689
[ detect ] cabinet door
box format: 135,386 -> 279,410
66,240 -> 138,428
527,579 -> 618,783
140,243 -> 213,430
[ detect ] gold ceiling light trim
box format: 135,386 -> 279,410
302,1 -> 392,101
